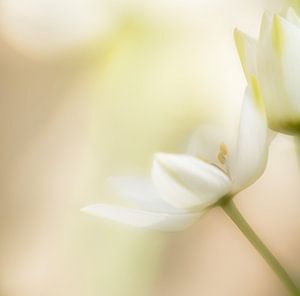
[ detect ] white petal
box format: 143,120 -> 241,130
186,124 -> 232,169
257,13 -> 300,132
234,29 -> 258,83
285,8 -> 300,28
81,204 -> 202,231
152,153 -> 231,209
229,88 -> 270,193
109,175 -> 180,212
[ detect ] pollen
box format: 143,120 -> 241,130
217,143 -> 228,165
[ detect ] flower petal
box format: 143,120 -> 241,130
229,88 -> 270,193
81,204 -> 202,231
234,28 -> 258,83
186,124 -> 232,169
286,7 -> 300,28
109,175 -> 180,212
152,153 -> 231,209
257,12 -> 300,131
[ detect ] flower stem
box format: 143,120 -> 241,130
221,199 -> 300,296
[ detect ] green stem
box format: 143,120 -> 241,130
221,199 -> 299,296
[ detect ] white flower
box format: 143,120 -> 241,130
235,8 -> 300,134
82,88 -> 271,231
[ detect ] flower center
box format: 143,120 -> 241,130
217,142 -> 228,165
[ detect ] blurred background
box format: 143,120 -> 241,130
0,0 -> 300,295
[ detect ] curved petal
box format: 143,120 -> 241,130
257,12 -> 300,131
81,204 -> 202,232
286,7 -> 300,28
234,29 -> 258,83
152,153 -> 231,209
109,175 -> 180,212
186,124 -> 232,170
229,88 -> 270,193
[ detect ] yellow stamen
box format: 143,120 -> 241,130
217,143 -> 228,165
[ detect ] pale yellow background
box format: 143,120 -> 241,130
0,0 -> 299,295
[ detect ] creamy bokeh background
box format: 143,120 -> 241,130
0,0 -> 299,295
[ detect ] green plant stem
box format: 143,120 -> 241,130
221,199 -> 299,296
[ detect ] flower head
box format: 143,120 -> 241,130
82,89 -> 271,231
235,8 -> 300,134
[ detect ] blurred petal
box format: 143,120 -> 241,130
109,176 -> 180,212
152,153 -> 231,209
286,7 -> 300,28
234,29 -> 258,83
186,124 -> 232,169
81,204 -> 202,231
257,13 -> 300,131
230,88 -> 269,192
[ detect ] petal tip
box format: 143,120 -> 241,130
262,11 -> 273,22
234,28 -> 244,53
234,28 -> 243,44
233,28 -> 257,81
259,11 -> 273,39
233,27 -> 243,38
153,152 -> 165,160
271,14 -> 284,57
80,205 -> 94,214
233,27 -> 240,37
153,152 -> 176,166
286,7 -> 298,18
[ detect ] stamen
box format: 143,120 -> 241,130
217,142 -> 228,165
